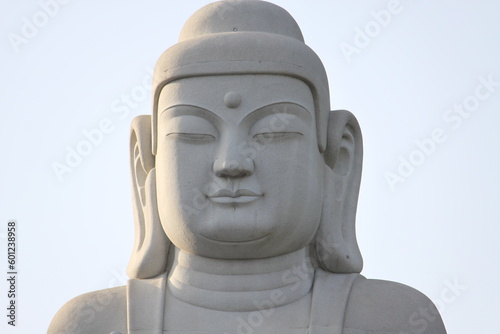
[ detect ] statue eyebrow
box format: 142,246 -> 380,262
160,104 -> 222,125
240,102 -> 312,125
160,102 -> 312,126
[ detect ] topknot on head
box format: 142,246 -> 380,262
179,0 -> 304,43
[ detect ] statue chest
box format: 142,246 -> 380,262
126,270 -> 359,334
162,289 -> 312,334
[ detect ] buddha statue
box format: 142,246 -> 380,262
48,1 -> 447,334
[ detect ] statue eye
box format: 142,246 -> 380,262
253,132 -> 303,143
163,115 -> 218,143
166,133 -> 216,143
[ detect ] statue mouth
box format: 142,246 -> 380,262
207,189 -> 262,204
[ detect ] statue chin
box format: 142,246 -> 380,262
199,230 -> 271,244
47,1 -> 447,334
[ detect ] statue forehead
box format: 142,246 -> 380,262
157,75 -> 315,116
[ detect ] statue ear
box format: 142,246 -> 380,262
315,110 -> 363,273
127,115 -> 171,279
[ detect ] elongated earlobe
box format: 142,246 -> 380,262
127,116 -> 170,279
315,110 -> 363,273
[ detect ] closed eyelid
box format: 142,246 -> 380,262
252,132 -> 303,140
253,131 -> 303,137
166,133 -> 215,138
166,133 -> 216,140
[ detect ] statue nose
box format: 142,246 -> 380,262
213,157 -> 255,178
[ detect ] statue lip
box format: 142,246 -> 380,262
208,189 -> 262,204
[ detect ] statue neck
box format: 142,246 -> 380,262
167,247 -> 315,312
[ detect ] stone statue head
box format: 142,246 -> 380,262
127,0 -> 364,279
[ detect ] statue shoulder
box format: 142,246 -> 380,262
47,285 -> 127,334
344,277 -> 447,334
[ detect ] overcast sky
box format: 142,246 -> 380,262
1,0 -> 499,333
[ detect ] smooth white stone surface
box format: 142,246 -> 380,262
48,2 -> 447,334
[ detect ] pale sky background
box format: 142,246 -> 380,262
1,0 -> 499,333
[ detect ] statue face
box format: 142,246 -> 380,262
156,75 -> 324,259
